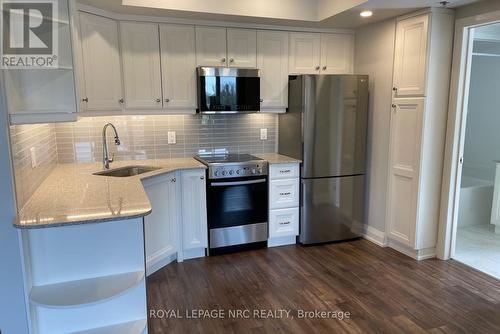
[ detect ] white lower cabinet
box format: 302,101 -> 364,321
268,163 -> 300,247
143,168 -> 207,275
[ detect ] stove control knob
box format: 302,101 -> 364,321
221,170 -> 227,176
214,170 -> 219,176
236,169 -> 241,175
229,170 -> 234,175
251,168 -> 257,174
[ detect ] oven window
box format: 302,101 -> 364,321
199,76 -> 260,112
207,177 -> 268,229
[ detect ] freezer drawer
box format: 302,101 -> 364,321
300,175 -> 365,244
269,207 -> 299,238
269,178 -> 300,209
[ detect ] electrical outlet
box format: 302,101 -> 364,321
30,147 -> 37,168
167,131 -> 176,144
260,128 -> 268,140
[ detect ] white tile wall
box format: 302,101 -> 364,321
55,114 -> 278,163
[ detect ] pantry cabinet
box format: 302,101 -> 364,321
120,22 -> 162,109
257,30 -> 289,112
289,32 -> 354,75
195,26 -> 227,66
181,169 -> 208,250
392,14 -> 429,97
160,24 -> 197,111
79,13 -> 123,111
386,9 -> 454,260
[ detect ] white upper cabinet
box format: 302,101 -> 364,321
257,30 -> 289,111
320,33 -> 354,74
195,26 -> 227,66
227,28 -> 257,68
289,32 -> 321,74
393,14 -> 429,97
79,13 -> 123,111
120,22 -> 162,109
160,24 -> 197,111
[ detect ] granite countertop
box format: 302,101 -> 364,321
14,158 -> 206,229
256,153 -> 302,164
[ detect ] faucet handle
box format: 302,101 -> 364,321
109,153 -> 115,163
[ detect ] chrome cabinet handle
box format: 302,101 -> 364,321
200,176 -> 205,180
82,97 -> 88,102
171,177 -> 176,183
322,66 -> 327,70
156,98 -> 161,103
165,98 -> 170,103
392,104 -> 397,108
315,66 -> 320,70
229,58 -> 234,63
119,98 -> 124,104
393,87 -> 398,91
259,99 -> 263,103
221,57 -> 226,63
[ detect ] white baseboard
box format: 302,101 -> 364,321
146,247 -> 177,276
268,235 -> 297,247
361,225 -> 388,247
387,239 -> 436,260
183,248 -> 206,260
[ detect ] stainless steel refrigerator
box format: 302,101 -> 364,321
278,75 -> 368,244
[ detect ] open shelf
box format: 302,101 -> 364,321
30,271 -> 145,308
69,319 -> 147,334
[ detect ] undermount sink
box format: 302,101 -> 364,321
94,166 -> 161,177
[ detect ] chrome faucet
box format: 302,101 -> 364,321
102,123 -> 121,169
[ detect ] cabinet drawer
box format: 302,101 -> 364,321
269,163 -> 300,179
269,207 -> 299,238
269,178 -> 299,209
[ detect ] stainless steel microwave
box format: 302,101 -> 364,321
197,67 -> 260,114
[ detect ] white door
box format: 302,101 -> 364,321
120,22 -> 162,109
257,30 -> 289,110
195,26 -> 227,67
143,173 -> 179,274
320,33 -> 354,74
289,32 -> 321,74
227,28 -> 257,68
160,24 -> 197,112
79,13 -> 123,111
181,170 -> 208,250
393,14 -> 429,97
387,98 -> 424,247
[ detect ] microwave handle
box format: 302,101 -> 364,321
210,179 -> 266,187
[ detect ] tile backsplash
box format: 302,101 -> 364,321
10,123 -> 58,209
55,114 -> 278,163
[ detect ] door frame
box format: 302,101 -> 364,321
437,10 -> 500,260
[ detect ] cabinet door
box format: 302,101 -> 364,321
143,173 -> 179,274
289,33 -> 321,74
79,13 -> 123,111
120,22 -> 162,109
269,207 -> 299,238
181,169 -> 208,250
393,15 -> 429,97
257,30 -> 289,110
195,26 -> 227,67
227,28 -> 257,68
160,24 -> 196,111
387,98 -> 424,247
320,33 -> 354,74
270,178 -> 300,210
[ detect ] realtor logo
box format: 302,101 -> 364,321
1,0 -> 59,68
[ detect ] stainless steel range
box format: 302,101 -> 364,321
195,154 -> 268,254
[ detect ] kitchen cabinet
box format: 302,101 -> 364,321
289,32 -> 354,75
320,33 -> 354,74
227,28 -> 257,68
195,26 -> 227,66
289,32 -> 321,74
160,24 -> 197,111
181,169 -> 208,250
268,163 -> 300,247
143,172 -> 180,275
392,14 -> 429,97
257,30 -> 289,112
196,26 -> 257,68
79,13 -> 123,111
120,22 -> 162,109
386,9 -> 454,260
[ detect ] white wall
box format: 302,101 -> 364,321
0,79 -> 29,332
463,51 -> 500,181
354,18 -> 396,233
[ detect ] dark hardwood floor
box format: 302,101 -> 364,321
147,239 -> 500,333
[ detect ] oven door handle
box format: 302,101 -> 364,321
210,179 -> 266,187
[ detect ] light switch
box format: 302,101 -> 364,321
260,128 -> 268,140
167,131 -> 176,144
30,147 -> 37,168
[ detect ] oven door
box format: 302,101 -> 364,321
207,175 -> 268,248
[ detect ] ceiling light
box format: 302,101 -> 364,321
360,11 -> 373,18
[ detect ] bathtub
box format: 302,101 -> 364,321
458,176 -> 494,227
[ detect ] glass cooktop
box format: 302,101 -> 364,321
195,153 -> 263,164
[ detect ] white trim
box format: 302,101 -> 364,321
76,3 -> 355,34
388,239 -> 436,260
437,9 -> 500,260
268,235 -> 296,247
361,225 -> 388,247
182,248 -> 205,260
146,247 -> 177,276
